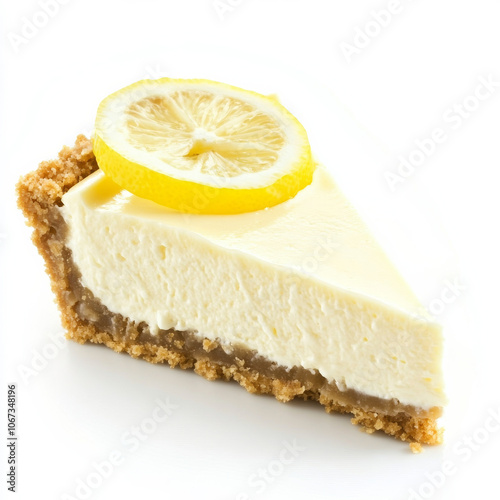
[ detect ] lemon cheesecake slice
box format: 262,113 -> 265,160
17,80 -> 446,445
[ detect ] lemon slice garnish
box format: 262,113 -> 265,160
93,78 -> 314,214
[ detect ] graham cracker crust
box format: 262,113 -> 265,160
16,136 -> 443,446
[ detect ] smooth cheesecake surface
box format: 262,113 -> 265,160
61,166 -> 446,411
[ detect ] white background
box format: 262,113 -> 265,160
1,1 -> 500,499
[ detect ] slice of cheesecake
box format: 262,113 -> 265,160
17,136 -> 445,445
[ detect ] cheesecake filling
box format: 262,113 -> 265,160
61,167 -> 446,411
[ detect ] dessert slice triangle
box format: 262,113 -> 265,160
17,136 -> 445,445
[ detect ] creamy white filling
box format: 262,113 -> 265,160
61,167 -> 446,410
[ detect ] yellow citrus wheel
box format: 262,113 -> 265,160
93,78 -> 314,214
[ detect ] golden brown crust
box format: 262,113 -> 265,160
16,136 -> 99,318
16,136 -> 443,446
409,442 -> 423,454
